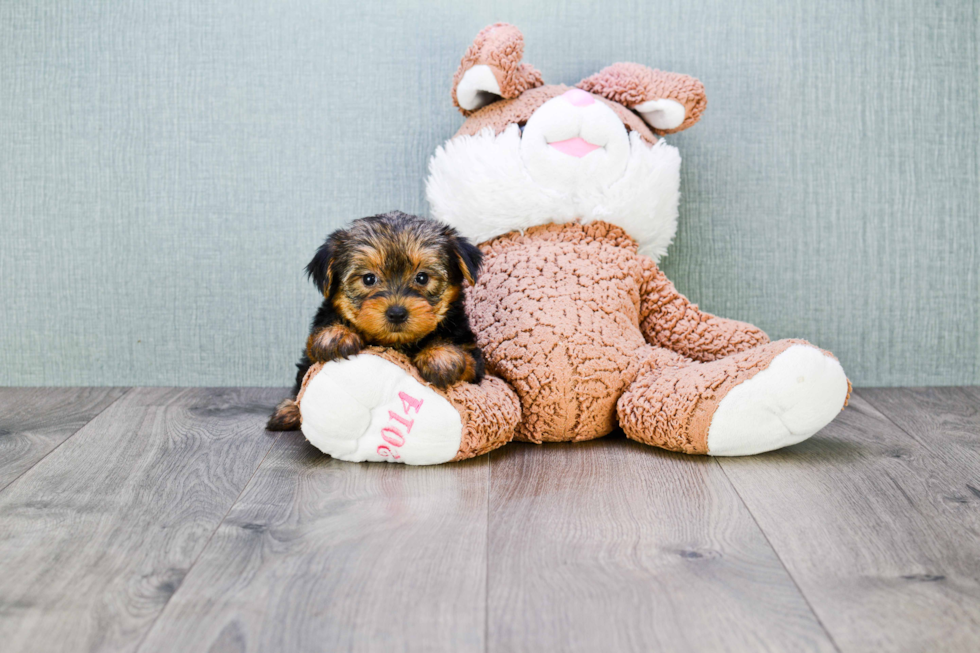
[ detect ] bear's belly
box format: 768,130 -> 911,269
466,224 -> 648,443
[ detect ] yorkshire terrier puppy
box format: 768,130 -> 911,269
267,211 -> 485,431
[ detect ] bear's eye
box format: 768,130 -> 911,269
414,272 -> 429,285
362,273 -> 377,286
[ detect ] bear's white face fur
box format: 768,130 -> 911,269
520,89 -> 632,191
426,89 -> 682,261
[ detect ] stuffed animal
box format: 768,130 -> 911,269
296,23 -> 850,464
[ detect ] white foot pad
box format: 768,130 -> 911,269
707,345 -> 849,456
299,354 -> 463,465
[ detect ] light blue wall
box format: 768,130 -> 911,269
1,0 -> 977,387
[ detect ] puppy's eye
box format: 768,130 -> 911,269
362,273 -> 377,286
414,272 -> 429,285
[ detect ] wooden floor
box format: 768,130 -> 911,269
1,387 -> 979,652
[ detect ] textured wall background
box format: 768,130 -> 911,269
1,0 -> 977,387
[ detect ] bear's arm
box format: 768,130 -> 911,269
637,256 -> 769,362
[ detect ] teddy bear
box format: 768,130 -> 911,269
293,23 -> 850,465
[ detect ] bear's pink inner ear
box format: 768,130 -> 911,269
451,23 -> 544,116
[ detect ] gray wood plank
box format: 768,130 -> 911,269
859,386 -> 980,485
717,393 -> 980,652
0,387 -> 284,653
487,436 -> 835,653
0,387 -> 128,491
138,433 -> 489,653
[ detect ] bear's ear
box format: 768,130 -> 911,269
577,63 -> 707,135
452,23 -> 544,115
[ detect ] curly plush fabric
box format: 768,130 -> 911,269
466,222 -> 648,442
452,22 -> 544,116
461,221 -> 824,446
637,257 -> 770,360
618,340 -> 800,453
578,63 -> 707,134
296,348 -> 521,460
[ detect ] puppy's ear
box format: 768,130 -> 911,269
305,238 -> 336,296
452,237 -> 483,285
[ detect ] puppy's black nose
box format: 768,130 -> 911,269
385,305 -> 409,324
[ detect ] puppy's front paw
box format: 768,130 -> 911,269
413,343 -> 475,388
307,325 -> 364,363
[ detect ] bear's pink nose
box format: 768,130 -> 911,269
562,88 -> 595,107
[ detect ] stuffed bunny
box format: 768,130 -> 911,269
295,23 -> 849,464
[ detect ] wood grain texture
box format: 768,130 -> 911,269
0,387 -> 128,491
859,386 -> 980,483
0,387 -> 283,653
486,436 -> 835,653
717,393 -> 980,652
138,432 -> 489,653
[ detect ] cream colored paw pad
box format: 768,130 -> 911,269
299,354 -> 463,465
707,345 -> 849,456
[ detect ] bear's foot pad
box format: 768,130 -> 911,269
299,354 -> 463,465
707,344 -> 849,456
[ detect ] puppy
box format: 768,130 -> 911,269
267,211 -> 485,431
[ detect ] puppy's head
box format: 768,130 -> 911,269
307,211 -> 481,346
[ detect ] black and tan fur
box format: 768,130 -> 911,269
267,211 -> 485,431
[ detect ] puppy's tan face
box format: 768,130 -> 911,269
333,231 -> 459,346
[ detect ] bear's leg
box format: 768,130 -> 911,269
617,340 -> 850,456
296,348 -> 521,465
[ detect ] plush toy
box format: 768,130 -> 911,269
296,23 -> 850,464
